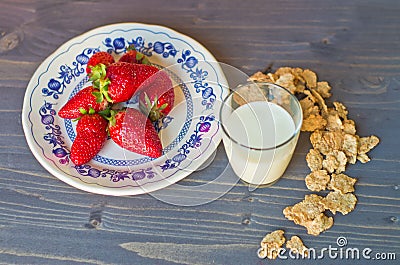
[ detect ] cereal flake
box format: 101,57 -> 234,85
302,69 -> 317,89
323,191 -> 357,215
275,73 -> 297,94
259,230 -> 286,259
305,170 -> 330,192
316,81 -> 332,98
328,173 -> 357,194
343,119 -> 357,135
358,135 -> 380,155
333,102 -> 348,120
322,150 -> 347,173
342,134 -> 358,164
283,194 -> 325,226
306,149 -> 324,171
248,71 -> 275,83
286,236 -> 309,257
324,109 -> 343,132
303,213 -> 334,236
302,114 -> 327,132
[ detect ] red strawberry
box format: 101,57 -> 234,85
70,113 -> 108,166
58,86 -> 108,119
104,62 -> 160,103
119,46 -> 149,64
108,108 -> 162,158
138,70 -> 175,121
86,51 -> 115,74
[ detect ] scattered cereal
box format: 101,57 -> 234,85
306,149 -> 323,172
305,170 -> 330,191
249,66 -> 379,241
323,191 -> 357,215
258,230 -> 286,259
286,236 -> 309,257
328,173 -> 357,194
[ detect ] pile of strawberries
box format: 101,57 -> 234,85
58,47 -> 175,166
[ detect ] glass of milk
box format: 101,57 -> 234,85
219,82 -> 302,187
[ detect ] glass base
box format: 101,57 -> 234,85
239,177 -> 280,189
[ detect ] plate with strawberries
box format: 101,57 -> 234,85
22,23 -> 228,196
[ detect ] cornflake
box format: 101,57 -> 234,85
328,173 -> 357,194
324,109 -> 343,132
358,136 -> 380,158
302,114 -> 327,132
258,230 -> 286,259
323,191 -> 357,215
316,81 -> 332,98
286,236 -> 309,258
283,194 -> 325,225
310,131 -> 344,156
301,69 -> 317,89
342,134 -> 358,164
275,73 -> 297,94
322,150 -> 347,173
357,135 -> 380,163
248,71 -> 275,83
283,194 -> 331,236
343,119 -> 357,135
305,170 -> 330,192
306,149 -> 323,172
333,102 -> 348,120
303,213 -> 334,236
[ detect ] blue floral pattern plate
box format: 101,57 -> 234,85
22,23 -> 228,196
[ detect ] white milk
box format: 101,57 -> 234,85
222,101 -> 298,185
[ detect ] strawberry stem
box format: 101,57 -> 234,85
89,63 -> 114,104
139,92 -> 167,122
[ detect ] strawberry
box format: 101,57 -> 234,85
86,51 -> 115,74
70,113 -> 108,166
138,70 -> 175,121
97,62 -> 160,103
119,45 -> 149,64
58,86 -> 108,119
108,108 -> 162,158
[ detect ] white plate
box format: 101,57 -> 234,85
22,23 -> 228,196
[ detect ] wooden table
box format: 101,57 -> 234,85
1,0 -> 399,264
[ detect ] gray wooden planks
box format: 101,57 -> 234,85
0,0 -> 399,264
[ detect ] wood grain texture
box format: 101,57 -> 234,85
1,0 -> 399,264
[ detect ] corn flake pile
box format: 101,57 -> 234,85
252,67 -> 380,258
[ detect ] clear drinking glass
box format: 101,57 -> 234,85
220,82 -> 302,187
